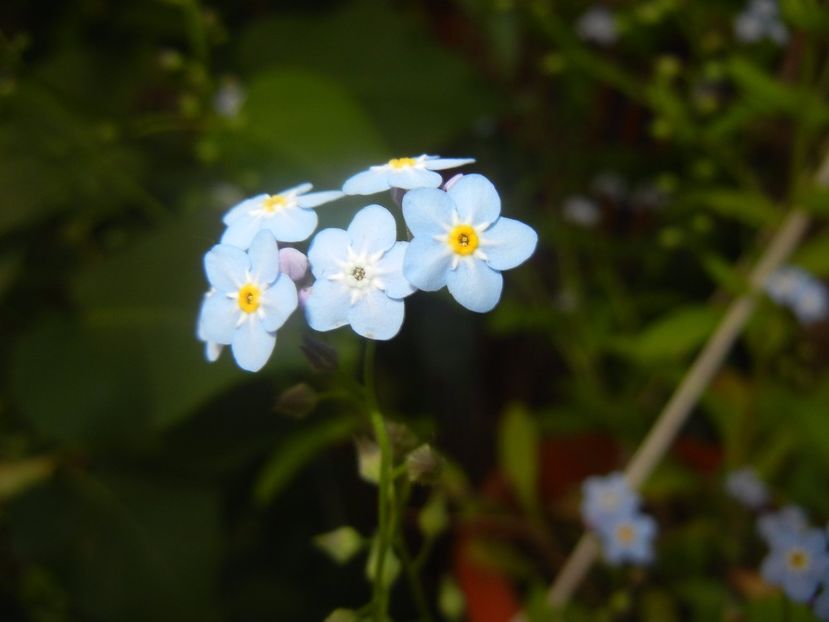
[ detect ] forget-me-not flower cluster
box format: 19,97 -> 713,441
581,471 -> 658,566
726,472 -> 829,616
196,154 -> 538,371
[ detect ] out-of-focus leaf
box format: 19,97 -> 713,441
255,416 -> 360,504
497,405 -> 538,511
7,472 -> 220,622
235,0 -> 496,154
791,233 -> 829,276
687,189 -> 778,227
0,456 -> 56,500
612,306 -> 721,363
438,575 -> 466,622
727,57 -> 829,128
700,252 -> 747,294
215,68 -> 386,179
781,0 -> 829,33
418,492 -> 449,538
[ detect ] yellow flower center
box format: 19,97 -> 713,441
262,194 -> 288,213
237,284 -> 261,313
388,157 -> 417,170
615,524 -> 635,544
787,549 -> 809,571
448,224 -> 479,255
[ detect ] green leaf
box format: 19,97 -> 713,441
791,233 -> 829,276
686,188 -> 778,227
614,306 -> 721,363
497,405 -> 538,511
236,0 -> 496,153
8,472 -> 220,622
781,0 -> 829,33
255,416 -> 360,504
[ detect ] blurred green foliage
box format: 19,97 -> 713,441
2,0 -> 829,620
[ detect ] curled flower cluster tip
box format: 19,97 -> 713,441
196,155 -> 538,371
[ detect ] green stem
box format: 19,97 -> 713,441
365,340 -> 395,621
397,527 -> 435,622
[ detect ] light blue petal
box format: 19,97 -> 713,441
248,230 -> 280,283
448,174 -> 501,225
304,279 -> 351,332
297,190 -> 345,208
446,258 -> 503,312
223,194 -> 266,225
403,237 -> 452,291
260,275 -> 298,332
231,318 -> 276,372
343,169 -> 390,195
281,182 -> 313,196
482,217 -> 538,271
220,216 -> 262,250
205,341 -> 223,362
387,167 -> 442,190
376,241 -> 415,299
424,157 -> 476,171
265,205 -> 318,242
205,244 -> 249,292
348,289 -> 405,340
402,187 -> 454,236
348,204 -> 396,254
307,228 -> 350,278
200,294 -> 239,344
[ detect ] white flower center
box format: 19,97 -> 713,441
434,211 -> 489,269
227,271 -> 269,325
329,247 -> 386,304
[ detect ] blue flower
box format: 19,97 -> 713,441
761,526 -> 829,603
815,588 -> 829,620
725,467 -> 769,510
758,506 -> 810,547
596,512 -> 658,566
401,174 -> 537,313
221,183 -> 344,249
735,0 -> 788,45
304,205 -> 415,340
196,289 -> 224,363
581,471 -> 640,531
765,266 -> 828,325
199,230 -> 299,372
342,155 -> 475,195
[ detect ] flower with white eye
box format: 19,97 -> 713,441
342,155 -> 475,195
596,512 -> 657,566
401,174 -> 537,313
198,230 -> 298,372
761,526 -> 829,603
581,471 -> 640,531
304,205 -> 415,340
221,183 -> 344,249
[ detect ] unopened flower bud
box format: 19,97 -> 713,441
273,383 -> 317,418
355,437 -> 381,484
406,444 -> 443,485
278,247 -> 309,282
313,526 -> 364,565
